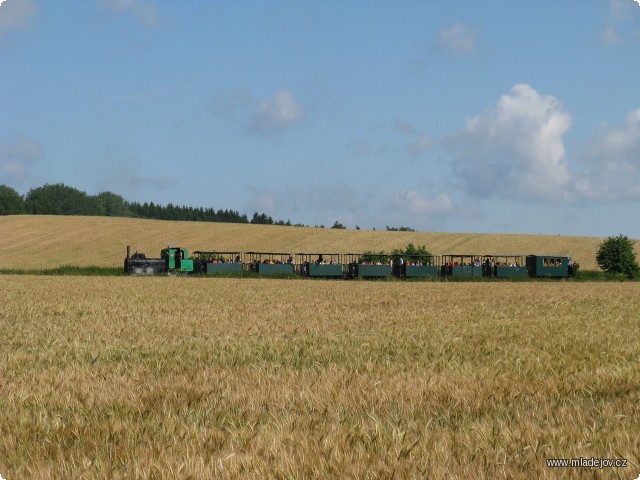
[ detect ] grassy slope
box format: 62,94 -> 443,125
1,215 -> 638,270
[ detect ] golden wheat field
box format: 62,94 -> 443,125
1,275 -> 639,479
2,215 -> 637,270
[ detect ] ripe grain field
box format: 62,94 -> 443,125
1,276 -> 638,479
2,215 -> 635,270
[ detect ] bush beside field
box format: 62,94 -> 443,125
1,215 -> 638,271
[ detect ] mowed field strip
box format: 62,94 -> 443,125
2,215 -> 638,271
0,276 -> 638,478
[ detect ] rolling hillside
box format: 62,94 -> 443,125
1,215 -> 636,270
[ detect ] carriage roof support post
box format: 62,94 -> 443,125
126,246 -> 131,260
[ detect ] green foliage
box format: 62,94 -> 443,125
94,191 -> 132,217
568,261 -> 580,277
25,183 -> 92,215
358,251 -> 387,263
391,243 -> 432,263
596,234 -> 639,278
0,185 -> 26,214
331,221 -> 346,229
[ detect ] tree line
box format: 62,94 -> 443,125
0,183 -> 419,230
0,183 -> 298,226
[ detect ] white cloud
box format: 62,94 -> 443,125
0,0 -> 36,36
448,83 -> 572,201
101,0 -> 159,27
0,136 -> 44,184
248,90 -> 303,134
437,22 -> 476,55
576,108 -> 640,200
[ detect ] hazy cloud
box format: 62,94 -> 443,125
601,0 -> 640,45
101,0 -> 159,27
380,190 -> 455,231
210,87 -> 255,115
346,138 -> 388,157
0,135 -> 44,184
448,83 -> 572,202
248,90 -> 303,135
246,182 -> 364,216
576,108 -> 640,200
0,0 -> 36,37
436,22 -> 476,55
408,135 -> 434,157
393,120 -> 417,135
391,191 -> 453,215
128,174 -> 176,189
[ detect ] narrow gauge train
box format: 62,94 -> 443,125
124,246 -> 575,278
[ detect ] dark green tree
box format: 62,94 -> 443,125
0,185 -> 26,214
331,220 -> 346,229
596,234 -> 639,278
94,191 -> 131,217
386,225 -> 416,232
25,183 -> 91,215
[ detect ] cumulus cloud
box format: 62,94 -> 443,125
436,22 -> 476,55
576,108 -> 640,200
448,83 -> 572,201
0,0 -> 36,37
248,90 -> 303,134
101,0 -> 159,27
0,136 -> 44,184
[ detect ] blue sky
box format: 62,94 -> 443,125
1,0 -> 640,237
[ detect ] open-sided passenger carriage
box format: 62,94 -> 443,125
441,255 -> 484,277
245,252 -> 295,276
345,253 -> 393,278
392,254 -> 439,278
192,251 -> 243,274
296,253 -> 344,278
483,255 -> 528,278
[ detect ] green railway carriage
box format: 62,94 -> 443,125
441,255 -> 484,277
488,255 -> 529,278
246,252 -> 295,276
392,254 -> 439,278
526,255 -> 570,278
297,253 -> 344,278
193,251 -> 243,274
346,253 -> 392,278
